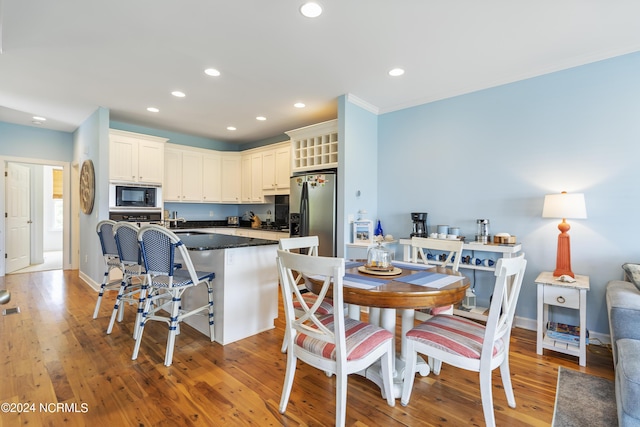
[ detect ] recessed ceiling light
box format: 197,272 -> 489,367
294,102 -> 306,108
227,126 -> 237,131
171,91 -> 186,97
205,68 -> 221,77
32,116 -> 46,121
147,107 -> 159,113
256,116 -> 267,121
388,68 -> 405,77
300,2 -> 322,18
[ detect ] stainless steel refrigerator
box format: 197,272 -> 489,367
289,171 -> 337,257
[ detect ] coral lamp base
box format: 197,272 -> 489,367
553,219 -> 574,278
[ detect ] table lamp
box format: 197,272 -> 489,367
542,192 -> 587,278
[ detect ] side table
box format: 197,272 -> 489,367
535,271 -> 590,366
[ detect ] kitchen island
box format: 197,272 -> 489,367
174,231 -> 279,345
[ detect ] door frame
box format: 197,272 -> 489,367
0,156 -> 73,276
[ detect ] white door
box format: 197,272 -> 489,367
6,163 -> 31,273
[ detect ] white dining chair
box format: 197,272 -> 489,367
278,236 -> 334,353
410,236 -> 465,373
132,225 -> 215,366
277,249 -> 395,427
401,254 -> 527,427
411,236 -> 463,272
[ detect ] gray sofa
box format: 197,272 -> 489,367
606,279 -> 640,426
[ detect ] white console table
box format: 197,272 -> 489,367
398,238 -> 523,320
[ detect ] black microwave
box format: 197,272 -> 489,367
109,183 -> 162,210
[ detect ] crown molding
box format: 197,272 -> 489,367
346,94 -> 379,115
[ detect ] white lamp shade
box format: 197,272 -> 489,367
542,193 -> 587,219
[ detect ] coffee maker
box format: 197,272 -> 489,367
410,212 -> 428,237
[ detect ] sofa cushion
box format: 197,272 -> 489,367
616,339 -> 640,425
607,281 -> 640,337
622,263 -> 640,292
607,281 -> 640,366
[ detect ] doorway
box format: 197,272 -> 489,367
3,159 -> 70,275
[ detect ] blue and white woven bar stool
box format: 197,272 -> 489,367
132,225 -> 215,366
108,222 -> 147,338
93,220 -> 122,319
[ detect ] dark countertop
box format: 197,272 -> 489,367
175,232 -> 279,251
171,220 -> 289,233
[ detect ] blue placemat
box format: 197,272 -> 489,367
343,273 -> 390,289
391,260 -> 432,271
394,271 -> 462,288
344,261 -> 364,269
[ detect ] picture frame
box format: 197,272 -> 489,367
352,220 -> 373,244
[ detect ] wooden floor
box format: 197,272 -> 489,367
0,270 -> 614,426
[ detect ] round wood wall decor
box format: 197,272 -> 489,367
79,159 -> 95,214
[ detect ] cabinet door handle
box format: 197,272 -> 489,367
556,296 -> 566,304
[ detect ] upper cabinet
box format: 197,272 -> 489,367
164,144 -> 224,203
221,153 -> 241,203
262,142 -> 291,195
241,152 -> 264,203
202,152 -> 222,203
286,119 -> 338,173
109,129 -> 167,184
164,145 -> 203,202
160,140 -> 293,205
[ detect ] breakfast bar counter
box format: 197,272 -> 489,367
175,231 -> 280,345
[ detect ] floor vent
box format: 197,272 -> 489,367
2,307 -> 20,316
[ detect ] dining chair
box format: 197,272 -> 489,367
401,253 -> 527,427
132,225 -> 215,366
278,236 -> 334,353
411,236 -> 463,272
277,249 -> 395,427
108,222 -> 146,338
93,220 -> 122,319
411,236 -> 465,373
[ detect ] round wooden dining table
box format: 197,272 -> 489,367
305,260 -> 470,398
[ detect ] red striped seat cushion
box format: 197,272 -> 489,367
406,314 -> 504,359
293,294 -> 334,316
295,316 -> 392,361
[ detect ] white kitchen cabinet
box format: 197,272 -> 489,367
163,147 -> 183,201
202,152 -> 222,202
109,129 -> 166,184
221,153 -> 241,203
164,145 -> 203,202
262,142 -> 291,195
241,154 -> 252,203
286,119 -> 338,173
181,151 -> 203,201
251,153 -> 263,202
241,152 -> 263,203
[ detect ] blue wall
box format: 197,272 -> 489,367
375,51 -> 640,335
339,96 -> 379,256
110,120 -> 241,152
75,107 -> 110,287
0,122 -> 73,160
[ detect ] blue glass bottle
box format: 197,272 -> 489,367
375,220 -> 383,236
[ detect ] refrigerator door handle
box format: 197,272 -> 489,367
300,181 -> 309,237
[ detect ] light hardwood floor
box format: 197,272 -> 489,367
0,270 -> 614,426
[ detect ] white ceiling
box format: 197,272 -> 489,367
2,1 -> 640,144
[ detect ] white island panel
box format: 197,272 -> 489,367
180,243 -> 279,345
